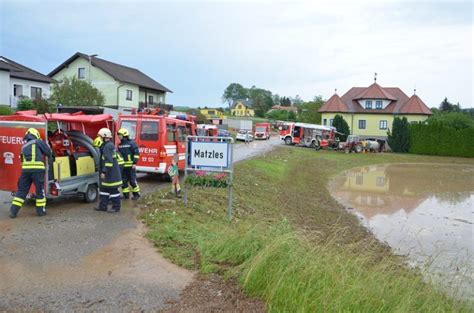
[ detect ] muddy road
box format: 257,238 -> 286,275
0,137 -> 281,311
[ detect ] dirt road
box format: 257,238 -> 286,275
0,137 -> 281,311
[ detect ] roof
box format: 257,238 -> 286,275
0,56 -> 53,83
48,52 -> 171,93
319,83 -> 432,115
232,99 -> 253,109
318,94 -> 349,113
399,94 -> 432,115
354,83 -> 396,100
0,111 -> 113,123
270,105 -> 298,112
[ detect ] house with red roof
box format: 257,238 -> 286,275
318,80 -> 432,139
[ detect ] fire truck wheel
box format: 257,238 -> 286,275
83,184 -> 98,203
284,137 -> 292,145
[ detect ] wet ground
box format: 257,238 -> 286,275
329,163 -> 474,299
0,136 -> 281,311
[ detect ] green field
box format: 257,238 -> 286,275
142,149 -> 473,312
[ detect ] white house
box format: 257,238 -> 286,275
0,56 -> 53,107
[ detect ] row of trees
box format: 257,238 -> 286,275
222,83 -> 308,118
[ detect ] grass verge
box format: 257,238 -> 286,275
142,148 -> 473,312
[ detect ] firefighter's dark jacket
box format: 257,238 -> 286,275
118,138 -> 139,168
21,134 -> 52,172
100,141 -> 122,187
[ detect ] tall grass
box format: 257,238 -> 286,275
143,149 -> 473,312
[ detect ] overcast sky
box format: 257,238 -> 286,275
0,0 -> 472,108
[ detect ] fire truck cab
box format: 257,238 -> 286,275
117,111 -> 197,175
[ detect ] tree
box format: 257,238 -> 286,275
16,97 -> 55,113
297,96 -> 324,124
280,96 -> 292,106
331,114 -> 350,141
50,77 -> 105,106
292,95 -> 303,106
439,97 -> 460,113
388,117 -> 410,152
222,83 -> 248,108
187,109 -> 207,123
248,85 -> 274,117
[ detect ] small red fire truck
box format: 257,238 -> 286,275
279,122 -> 338,149
116,110 -> 198,176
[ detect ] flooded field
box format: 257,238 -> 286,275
329,163 -> 474,299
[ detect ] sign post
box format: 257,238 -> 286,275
184,136 -> 234,219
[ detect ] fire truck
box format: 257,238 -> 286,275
0,111 -> 114,202
116,109 -> 198,176
279,122 -> 338,149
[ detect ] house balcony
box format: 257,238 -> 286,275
139,101 -> 173,112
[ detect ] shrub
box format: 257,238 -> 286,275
409,122 -> 474,157
332,114 -> 350,141
388,117 -> 410,152
16,97 -> 34,111
0,105 -> 14,115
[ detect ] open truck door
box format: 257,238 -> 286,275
0,119 -> 47,193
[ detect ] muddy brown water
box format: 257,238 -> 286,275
329,163 -> 474,299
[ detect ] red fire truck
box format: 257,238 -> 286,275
254,122 -> 271,140
279,122 -> 337,148
117,110 -> 197,176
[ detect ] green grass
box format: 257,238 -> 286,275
142,148 -> 473,312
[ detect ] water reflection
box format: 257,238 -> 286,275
330,164 -> 474,298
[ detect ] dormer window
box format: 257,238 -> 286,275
365,100 -> 372,109
376,100 -> 383,109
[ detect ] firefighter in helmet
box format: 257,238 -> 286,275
95,128 -> 122,212
117,128 -> 140,200
10,128 -> 52,218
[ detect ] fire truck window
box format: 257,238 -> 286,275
140,121 -> 158,141
120,120 -> 137,139
177,126 -> 186,142
167,124 -> 176,141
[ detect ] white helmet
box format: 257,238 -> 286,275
98,128 -> 112,139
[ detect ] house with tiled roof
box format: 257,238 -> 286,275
0,56 -> 53,107
230,99 -> 255,117
49,52 -> 171,109
319,80 -> 432,138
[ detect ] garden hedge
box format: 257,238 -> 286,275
409,122 -> 474,157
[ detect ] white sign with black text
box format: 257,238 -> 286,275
189,141 -> 229,168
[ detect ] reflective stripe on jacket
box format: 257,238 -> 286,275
21,135 -> 52,172
118,138 -> 140,168
100,141 -> 122,187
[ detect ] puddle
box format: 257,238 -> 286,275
329,163 -> 474,299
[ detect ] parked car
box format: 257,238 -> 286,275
235,130 -> 254,141
217,129 -> 231,137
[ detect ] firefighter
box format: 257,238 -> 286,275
117,128 -> 140,200
9,128 -> 52,218
95,128 -> 122,213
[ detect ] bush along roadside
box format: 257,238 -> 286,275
141,149 -> 473,312
184,171 -> 230,188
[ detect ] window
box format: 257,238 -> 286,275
330,119 -> 334,126
177,126 -> 186,142
208,110 -> 215,115
379,120 -> 388,130
376,177 -> 385,187
376,100 -> 383,109
31,87 -> 42,99
356,175 -> 363,185
120,120 -> 137,139
365,100 -> 372,109
323,118 -> 327,126
148,95 -> 153,104
78,67 -> 85,79
13,84 -> 23,97
126,90 -> 133,101
358,120 -> 366,129
140,121 -> 158,141
167,123 -> 176,141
